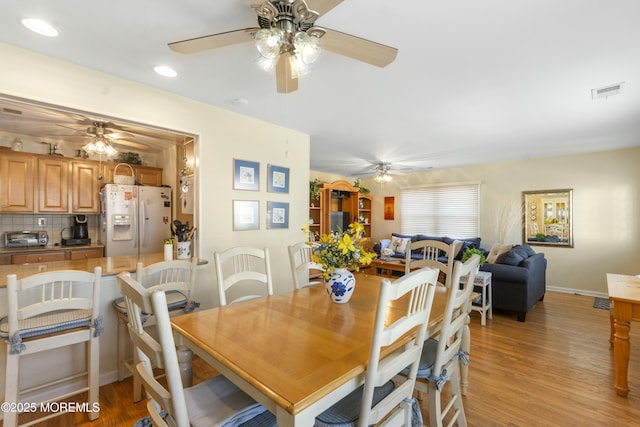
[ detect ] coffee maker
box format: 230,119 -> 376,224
62,215 -> 92,246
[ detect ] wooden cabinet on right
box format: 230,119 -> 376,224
68,247 -> 104,260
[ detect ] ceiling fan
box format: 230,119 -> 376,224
53,121 -> 150,154
168,0 -> 398,93
353,162 -> 416,183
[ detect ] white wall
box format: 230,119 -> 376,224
325,147 -> 640,294
0,42 -> 311,307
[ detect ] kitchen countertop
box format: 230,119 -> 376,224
0,253 -> 208,287
0,243 -> 105,254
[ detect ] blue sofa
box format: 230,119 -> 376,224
480,244 -> 547,322
373,233 -> 482,262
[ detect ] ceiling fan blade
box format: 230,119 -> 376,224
168,28 -> 258,54
111,139 -> 150,150
317,27 -> 398,67
276,54 -> 298,93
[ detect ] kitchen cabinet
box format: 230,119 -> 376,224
101,163 -> 163,186
12,251 -> 67,264
0,151 -> 35,212
135,165 -> 163,186
72,161 -> 100,213
37,156 -> 69,212
68,247 -> 104,260
1,246 -> 105,265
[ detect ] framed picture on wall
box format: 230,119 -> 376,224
267,164 -> 289,193
233,159 -> 260,191
266,201 -> 289,229
233,200 -> 259,231
384,196 -> 395,220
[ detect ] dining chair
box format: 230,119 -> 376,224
404,239 -> 463,288
288,241 -> 324,289
411,254 -> 480,427
214,246 -> 273,306
1,267 -> 102,427
314,267 -> 439,427
114,258 -> 199,401
118,272 -> 276,427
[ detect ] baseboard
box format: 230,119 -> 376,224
547,286 -> 608,298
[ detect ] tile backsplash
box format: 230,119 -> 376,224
0,214 -> 99,248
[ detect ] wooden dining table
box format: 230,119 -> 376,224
607,273 -> 640,396
171,272 -> 470,426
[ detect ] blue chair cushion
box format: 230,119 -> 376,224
113,290 -> 189,316
315,380 -> 396,427
0,309 -> 92,341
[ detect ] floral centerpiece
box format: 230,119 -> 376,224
311,222 -> 376,303
313,222 -> 376,278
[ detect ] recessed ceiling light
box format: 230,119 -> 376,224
154,65 -> 177,77
22,18 -> 59,37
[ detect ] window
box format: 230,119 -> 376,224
400,182 -> 480,238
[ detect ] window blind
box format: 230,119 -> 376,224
400,182 -> 480,238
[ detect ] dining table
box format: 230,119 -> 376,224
170,271 -> 471,426
607,273 -> 640,396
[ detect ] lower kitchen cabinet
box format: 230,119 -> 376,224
68,247 -> 104,260
12,251 -> 67,264
1,247 -> 105,265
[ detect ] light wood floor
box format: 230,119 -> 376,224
6,291 -> 640,426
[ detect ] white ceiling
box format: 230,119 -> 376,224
1,0 -> 639,177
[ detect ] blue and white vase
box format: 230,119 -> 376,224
325,268 -> 356,303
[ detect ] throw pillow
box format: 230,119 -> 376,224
389,236 -> 411,255
501,248 -> 526,266
486,243 -> 512,264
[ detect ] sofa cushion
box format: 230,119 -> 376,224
501,249 -> 526,266
389,236 -> 411,255
452,238 -> 482,260
486,243 -> 512,264
392,233 -> 418,242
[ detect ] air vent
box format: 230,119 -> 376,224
591,82 -> 625,100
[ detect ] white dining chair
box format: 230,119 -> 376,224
113,258 -> 199,401
118,272 -> 276,427
1,267 -> 102,427
405,239 -> 463,288
288,241 -> 324,289
314,267 -> 439,427
411,254 -> 480,427
214,246 -> 273,306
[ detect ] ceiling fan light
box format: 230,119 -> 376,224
255,28 -> 283,59
294,32 -> 321,65
374,172 -> 392,183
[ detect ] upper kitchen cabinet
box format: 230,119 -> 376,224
72,161 -> 100,213
101,162 -> 163,186
0,150 -> 35,212
37,156 -> 69,213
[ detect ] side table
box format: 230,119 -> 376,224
461,270 -> 492,326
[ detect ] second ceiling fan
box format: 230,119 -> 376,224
168,0 -> 398,93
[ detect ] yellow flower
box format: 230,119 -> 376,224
349,222 -> 364,237
301,223 -> 310,234
338,234 -> 356,254
359,248 -> 374,266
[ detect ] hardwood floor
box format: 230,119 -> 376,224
5,291 -> 639,426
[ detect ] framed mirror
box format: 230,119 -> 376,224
522,189 -> 573,247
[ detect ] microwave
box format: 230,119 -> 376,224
4,231 -> 49,248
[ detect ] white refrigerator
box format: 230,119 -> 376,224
99,184 -> 172,257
